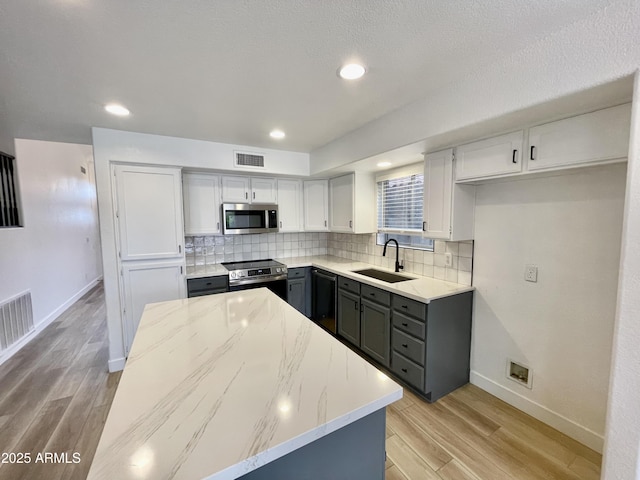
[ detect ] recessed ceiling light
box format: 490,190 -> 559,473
105,104 -> 130,116
269,129 -> 285,139
339,63 -> 366,80
377,162 -> 392,167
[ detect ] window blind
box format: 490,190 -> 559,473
0,152 -> 20,227
377,173 -> 423,232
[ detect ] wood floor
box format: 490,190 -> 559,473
0,283 -> 120,480
0,283 -> 601,480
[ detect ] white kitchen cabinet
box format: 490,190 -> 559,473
527,103 -> 631,172
329,172 -> 376,234
303,180 -> 329,231
121,260 -> 185,355
113,165 -> 184,261
455,130 -> 524,181
183,173 -> 221,235
277,179 -> 303,232
221,175 -> 277,204
221,175 -> 250,203
250,177 -> 277,203
423,149 -> 475,240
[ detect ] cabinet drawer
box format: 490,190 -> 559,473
392,328 -> 425,365
392,312 -> 425,339
288,267 -> 307,279
338,276 -> 360,295
187,276 -> 228,296
361,284 -> 391,306
392,295 -> 426,321
392,352 -> 425,391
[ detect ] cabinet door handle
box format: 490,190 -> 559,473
512,149 -> 517,164
401,368 -> 408,373
245,192 -> 248,200
289,284 -> 292,291
217,222 -> 220,230
422,221 -> 426,232
402,343 -> 408,348
349,220 -> 352,228
401,322 -> 408,327
253,191 -> 256,199
530,145 -> 536,160
178,245 -> 182,253
324,220 -> 327,227
354,300 -> 358,310
280,221 -> 282,228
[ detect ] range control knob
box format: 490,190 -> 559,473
230,272 -> 237,279
276,268 -> 281,273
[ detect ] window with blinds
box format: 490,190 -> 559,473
376,171 -> 433,251
1,152 -> 21,228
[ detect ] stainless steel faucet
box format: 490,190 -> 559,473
382,238 -> 403,273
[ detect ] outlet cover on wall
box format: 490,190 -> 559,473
525,264 -> 538,282
445,252 -> 452,267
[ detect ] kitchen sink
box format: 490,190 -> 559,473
352,268 -> 413,283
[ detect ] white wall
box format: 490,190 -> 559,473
0,139 -> 102,364
471,164 -> 626,452
602,72 -> 640,480
91,128 -> 311,371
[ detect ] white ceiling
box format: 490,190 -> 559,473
0,0 -> 615,155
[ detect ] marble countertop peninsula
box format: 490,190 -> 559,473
87,288 -> 402,480
186,255 -> 473,304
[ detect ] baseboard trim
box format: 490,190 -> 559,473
108,357 -> 126,372
0,277 -> 103,368
470,371 -> 604,453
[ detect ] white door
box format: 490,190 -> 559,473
114,165 -> 184,261
423,149 -> 453,240
527,103 -> 631,172
251,177 -> 277,204
455,131 -> 524,181
121,261 -> 185,355
221,176 -> 250,203
183,173 -> 221,235
329,174 -> 354,232
303,180 -> 329,231
277,179 -> 303,232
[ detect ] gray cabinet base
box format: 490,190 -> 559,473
238,409 -> 386,480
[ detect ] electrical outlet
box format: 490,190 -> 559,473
525,264 -> 538,282
444,252 -> 452,267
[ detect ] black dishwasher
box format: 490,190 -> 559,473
311,269 -> 337,334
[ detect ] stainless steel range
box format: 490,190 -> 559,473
222,259 -> 288,299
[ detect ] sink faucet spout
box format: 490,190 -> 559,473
382,238 -> 403,273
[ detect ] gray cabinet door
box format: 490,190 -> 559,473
361,298 -> 391,367
287,278 -> 306,315
337,289 -> 360,347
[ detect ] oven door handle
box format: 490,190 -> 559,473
229,274 -> 288,286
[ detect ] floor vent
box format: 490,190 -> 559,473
0,291 -> 34,350
235,151 -> 265,168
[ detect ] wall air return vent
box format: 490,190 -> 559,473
235,151 -> 265,168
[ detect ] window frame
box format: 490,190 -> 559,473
0,152 -> 22,228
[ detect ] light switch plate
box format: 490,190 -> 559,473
525,265 -> 538,282
445,253 -> 452,267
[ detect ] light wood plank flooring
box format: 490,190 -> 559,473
0,283 -> 601,480
0,283 -> 120,480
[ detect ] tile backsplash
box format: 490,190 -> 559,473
327,233 -> 473,286
185,232 -> 473,286
185,232 -> 328,265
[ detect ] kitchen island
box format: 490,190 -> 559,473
87,288 -> 402,480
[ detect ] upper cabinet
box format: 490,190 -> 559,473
221,175 -> 277,204
329,172 -> 376,234
455,131 -> 524,181
183,173 -> 221,235
423,149 -> 475,241
113,165 -> 184,261
303,180 -> 329,231
527,103 -> 631,172
455,103 -> 631,183
277,179 -> 303,232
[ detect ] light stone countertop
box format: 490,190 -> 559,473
87,288 -> 402,480
186,255 -> 474,304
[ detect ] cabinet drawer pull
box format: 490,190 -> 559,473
343,282 -> 348,287
401,322 -> 408,327
401,343 -> 408,348
401,305 -> 408,309
401,368 -> 408,373
206,282 -> 212,286
512,149 -> 517,164
370,292 -> 375,296
530,145 -> 536,160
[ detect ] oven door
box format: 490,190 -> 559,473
222,204 -> 279,234
228,279 -> 287,300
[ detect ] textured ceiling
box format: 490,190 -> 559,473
0,0 -> 615,155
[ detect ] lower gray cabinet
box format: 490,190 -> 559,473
287,278 -> 306,314
360,298 -> 390,367
337,289 -> 360,347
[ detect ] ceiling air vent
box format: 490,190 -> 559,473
235,151 -> 265,168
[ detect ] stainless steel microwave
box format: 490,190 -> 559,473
221,203 -> 279,234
